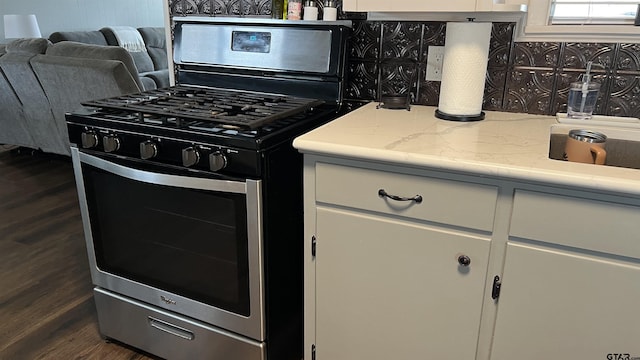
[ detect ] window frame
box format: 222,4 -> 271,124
516,0 -> 640,42
361,0 -> 640,43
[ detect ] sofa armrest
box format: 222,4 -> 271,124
31,55 -> 141,104
30,55 -> 141,155
0,38 -> 65,154
46,41 -> 144,91
0,69 -> 36,149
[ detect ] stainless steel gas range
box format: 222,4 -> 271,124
66,17 -> 351,360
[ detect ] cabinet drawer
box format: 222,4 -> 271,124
94,288 -> 265,360
315,162 -> 498,231
510,190 -> 640,259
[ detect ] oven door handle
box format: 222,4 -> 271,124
77,150 -> 249,194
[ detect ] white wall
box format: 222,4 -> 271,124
0,0 -> 165,43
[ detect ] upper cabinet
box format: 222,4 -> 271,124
342,0 -> 527,12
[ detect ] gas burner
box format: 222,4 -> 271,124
83,86 -> 324,130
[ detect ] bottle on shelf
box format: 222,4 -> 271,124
322,0 -> 337,21
287,0 -> 303,20
271,0 -> 286,19
303,0 -> 319,20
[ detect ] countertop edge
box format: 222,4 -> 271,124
294,138 -> 640,197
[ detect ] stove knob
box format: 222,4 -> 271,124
140,141 -> 158,160
209,151 -> 228,172
81,131 -> 99,149
102,135 -> 121,153
182,147 -> 200,167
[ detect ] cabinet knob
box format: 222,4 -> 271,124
458,255 -> 471,267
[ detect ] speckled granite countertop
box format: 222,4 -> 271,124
294,103 -> 640,196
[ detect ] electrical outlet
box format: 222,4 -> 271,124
425,46 -> 445,82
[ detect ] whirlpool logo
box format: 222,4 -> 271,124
160,295 -> 177,305
607,354 -> 640,360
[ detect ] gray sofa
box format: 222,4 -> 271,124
0,38 -> 146,155
49,26 -> 170,90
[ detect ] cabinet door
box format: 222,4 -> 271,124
491,242 -> 640,360
315,208 -> 490,360
342,0 -> 478,12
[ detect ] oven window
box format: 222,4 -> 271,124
83,164 -> 250,316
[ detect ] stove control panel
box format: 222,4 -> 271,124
69,124 -> 260,177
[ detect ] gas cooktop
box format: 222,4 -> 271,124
82,85 -> 325,130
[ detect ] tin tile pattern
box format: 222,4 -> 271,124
168,0 -> 640,118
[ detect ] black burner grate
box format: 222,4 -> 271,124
83,86 -> 325,130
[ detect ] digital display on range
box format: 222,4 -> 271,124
231,31 -> 271,53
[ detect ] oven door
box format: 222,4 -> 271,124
70,147 -> 265,341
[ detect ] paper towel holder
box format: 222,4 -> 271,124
435,109 -> 485,122
434,18 -> 490,123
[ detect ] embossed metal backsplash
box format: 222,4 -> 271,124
168,0 -> 640,118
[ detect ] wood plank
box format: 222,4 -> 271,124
0,151 -> 156,359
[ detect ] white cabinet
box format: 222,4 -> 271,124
490,189 -> 640,359
316,208 -> 491,360
301,157 -> 640,360
305,160 -> 497,359
491,242 -> 640,360
342,0 -> 527,13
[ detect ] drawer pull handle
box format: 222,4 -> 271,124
148,316 -> 195,341
378,189 -> 423,204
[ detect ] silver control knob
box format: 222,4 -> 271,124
81,131 -> 99,149
209,151 -> 227,172
182,147 -> 200,167
102,135 -> 121,153
140,141 -> 158,160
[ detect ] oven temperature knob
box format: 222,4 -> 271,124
81,131 -> 99,149
102,135 -> 121,153
209,152 -> 227,172
140,141 -> 158,159
182,147 -> 200,167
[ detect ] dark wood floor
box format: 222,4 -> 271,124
0,149 -> 156,359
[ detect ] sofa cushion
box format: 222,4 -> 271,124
6,38 -> 50,55
139,75 -> 158,91
141,69 -> 170,88
45,41 -> 145,90
0,45 -> 6,57
128,50 -> 155,74
100,26 -> 155,74
137,27 -> 168,70
49,30 -> 109,45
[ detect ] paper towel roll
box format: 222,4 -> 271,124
437,22 -> 492,121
